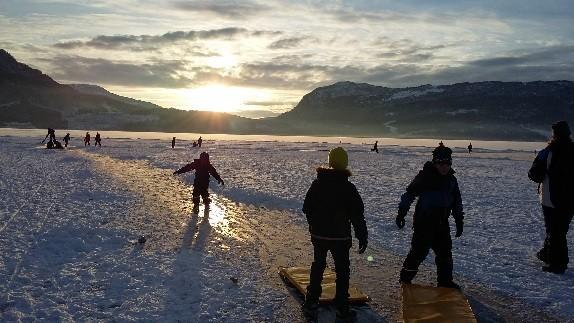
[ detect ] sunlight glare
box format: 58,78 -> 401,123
182,85 -> 262,112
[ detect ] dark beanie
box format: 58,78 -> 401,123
552,121 -> 571,138
432,145 -> 452,162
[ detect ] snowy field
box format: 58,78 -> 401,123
1,131 -> 573,322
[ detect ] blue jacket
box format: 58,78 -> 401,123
399,162 -> 464,222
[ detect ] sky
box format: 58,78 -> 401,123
1,0 -> 573,117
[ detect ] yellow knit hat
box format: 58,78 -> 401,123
328,147 -> 348,170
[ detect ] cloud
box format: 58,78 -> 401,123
172,0 -> 270,18
53,28 -> 281,50
268,37 -> 308,50
362,45 -> 574,86
373,38 -> 451,62
47,55 -> 193,88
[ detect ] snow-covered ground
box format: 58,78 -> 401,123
1,132 -> 572,322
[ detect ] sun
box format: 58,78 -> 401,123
182,85 -> 252,113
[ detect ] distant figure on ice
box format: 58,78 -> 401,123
171,137 -> 176,149
42,128 -> 56,144
46,139 -> 64,149
63,133 -> 71,147
95,132 -> 102,147
371,141 -> 379,153
84,132 -> 91,146
192,141 -> 198,148
528,121 -> 574,274
198,136 -> 203,148
396,144 -> 464,289
301,147 -> 368,320
467,142 -> 473,154
173,152 -> 224,208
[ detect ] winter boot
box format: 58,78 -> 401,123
399,268 -> 416,284
335,303 -> 356,321
536,250 -> 549,263
437,280 -> 461,289
302,298 -> 319,319
542,265 -> 566,274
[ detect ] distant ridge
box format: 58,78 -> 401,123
274,80 -> 574,140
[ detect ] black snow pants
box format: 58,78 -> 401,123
306,238 -> 352,307
192,184 -> 210,205
540,206 -> 574,268
400,215 -> 453,284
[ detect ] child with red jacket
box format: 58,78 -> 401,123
173,152 -> 224,207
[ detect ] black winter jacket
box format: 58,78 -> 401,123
399,162 -> 464,223
528,140 -> 574,212
174,159 -> 223,188
303,168 -> 367,242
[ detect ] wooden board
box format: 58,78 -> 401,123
401,283 -> 477,323
279,266 -> 370,303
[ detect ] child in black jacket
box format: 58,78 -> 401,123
396,144 -> 464,288
302,147 -> 368,319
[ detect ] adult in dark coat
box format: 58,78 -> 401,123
42,128 -> 56,143
302,147 -> 367,319
396,144 -> 464,288
94,132 -> 102,147
173,152 -> 224,207
84,132 -> 91,146
528,121 -> 574,274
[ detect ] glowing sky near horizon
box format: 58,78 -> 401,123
1,0 -> 573,117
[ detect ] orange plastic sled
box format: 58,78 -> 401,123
279,266 -> 370,303
401,283 -> 477,323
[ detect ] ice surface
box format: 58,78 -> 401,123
1,133 -> 572,321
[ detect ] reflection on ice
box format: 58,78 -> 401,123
205,202 -> 226,226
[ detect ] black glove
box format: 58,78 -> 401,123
358,240 -> 368,254
218,179 -> 225,186
455,219 -> 464,237
396,208 -> 407,229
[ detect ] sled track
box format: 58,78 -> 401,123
1,153 -> 57,302
0,152 -> 26,235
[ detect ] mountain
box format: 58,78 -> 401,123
2,49 -> 573,140
276,81 -> 574,140
0,49 -> 254,133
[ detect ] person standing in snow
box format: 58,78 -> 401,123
396,144 -> 464,289
63,133 -> 71,147
173,152 -> 224,208
84,132 -> 91,146
172,137 -> 176,149
528,121 -> 574,274
198,136 -> 203,148
94,132 -> 102,147
301,147 -> 368,320
467,142 -> 473,154
42,128 -> 56,144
